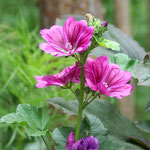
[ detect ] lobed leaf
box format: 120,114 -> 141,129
47,97 -> 78,116
145,101 -> 150,112
1,113 -> 25,124
48,98 -> 144,140
53,114 -> 145,150
109,53 -> 140,77
135,63 -> 150,87
95,37 -> 120,51
0,104 -> 49,137
53,126 -> 73,150
136,120 -> 150,134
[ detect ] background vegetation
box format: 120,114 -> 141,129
0,0 -> 149,149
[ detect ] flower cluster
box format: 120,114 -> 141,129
34,15 -> 134,149
65,131 -> 99,150
35,56 -> 133,99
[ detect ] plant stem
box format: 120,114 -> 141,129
41,135 -> 50,150
75,65 -> 85,141
75,53 -> 87,141
70,88 -> 78,99
84,93 -> 99,109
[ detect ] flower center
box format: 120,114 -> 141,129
103,82 -> 108,88
65,42 -> 73,51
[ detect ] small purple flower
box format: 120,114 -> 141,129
101,21 -> 108,27
34,62 -> 80,88
39,17 -> 94,57
66,132 -> 99,150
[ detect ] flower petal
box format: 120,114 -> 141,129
39,43 -> 69,57
63,17 -> 94,53
65,131 -> 75,150
72,136 -> 99,150
63,17 -> 77,43
105,64 -> 132,88
34,75 -> 64,88
108,84 -> 134,99
40,25 -> 70,56
40,26 -> 64,47
34,62 -> 80,88
84,56 -> 109,91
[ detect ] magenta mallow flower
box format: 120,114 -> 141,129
65,131 -> 99,150
84,56 -> 134,99
101,21 -> 108,27
34,62 -> 80,88
39,17 -> 94,57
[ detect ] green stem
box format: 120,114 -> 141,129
75,52 -> 89,141
41,135 -> 50,150
84,93 -> 99,109
70,88 -> 78,99
86,93 -> 93,101
17,134 -> 23,150
75,65 -> 85,141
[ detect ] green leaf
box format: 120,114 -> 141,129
17,104 -> 49,130
127,136 -> 150,149
136,120 -> 150,133
0,104 -> 49,137
1,113 -> 25,124
135,63 -> 150,87
48,98 -> 146,140
26,126 -> 49,137
109,53 -> 140,77
100,135 -> 144,150
48,97 -> 78,116
53,114 -> 144,150
53,126 -> 73,150
145,101 -> 150,112
94,37 -> 120,51
53,114 -> 108,149
85,114 -> 108,143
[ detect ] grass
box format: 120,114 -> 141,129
0,0 -> 75,149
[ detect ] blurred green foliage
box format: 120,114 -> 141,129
102,0 -> 150,120
0,0 -> 75,149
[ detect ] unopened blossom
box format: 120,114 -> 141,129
39,17 -> 94,57
65,131 -> 75,150
84,56 -> 133,99
34,62 -> 80,88
65,131 -> 99,150
101,21 -> 108,27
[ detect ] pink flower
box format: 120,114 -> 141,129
65,131 -> 99,150
39,17 -> 94,57
84,56 -> 134,99
34,62 -> 80,88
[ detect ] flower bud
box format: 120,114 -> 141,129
101,20 -> 108,27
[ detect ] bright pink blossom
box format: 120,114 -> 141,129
34,62 -> 80,88
84,56 -> 133,99
39,17 -> 94,57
